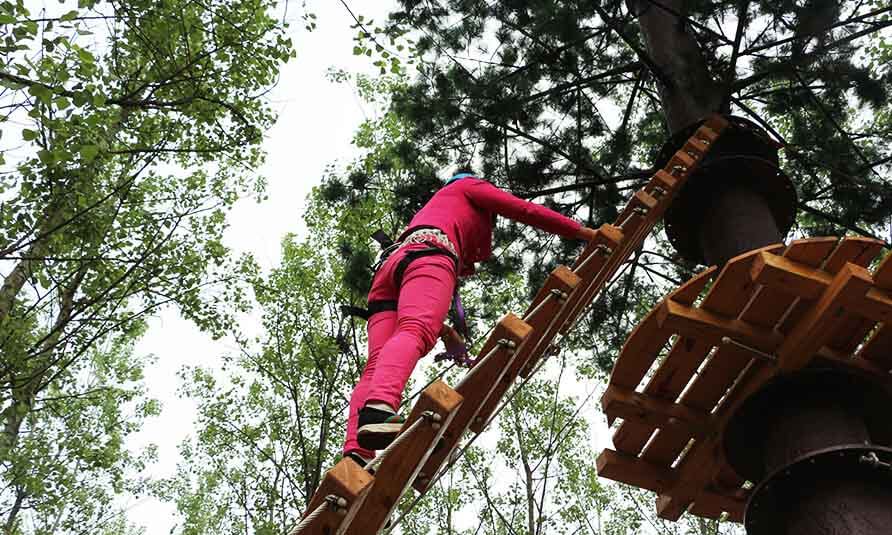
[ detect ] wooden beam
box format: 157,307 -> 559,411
608,266 -> 717,392
601,384 -> 713,436
649,169 -> 679,194
688,491 -> 746,523
295,458 -> 373,535
414,314 -> 531,492
752,254 -> 892,328
875,251 -> 892,290
471,266 -> 580,433
519,266 -> 581,377
342,381 -> 463,535
560,224 -> 624,333
596,449 -> 677,493
656,299 -> 783,353
776,262 -> 872,372
598,449 -> 744,522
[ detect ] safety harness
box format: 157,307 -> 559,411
342,227 -> 474,366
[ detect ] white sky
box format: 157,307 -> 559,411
127,3 -> 399,532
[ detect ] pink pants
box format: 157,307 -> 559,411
343,244 -> 458,458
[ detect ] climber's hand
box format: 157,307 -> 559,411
440,324 -> 465,348
574,226 -> 598,242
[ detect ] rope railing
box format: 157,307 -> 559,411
456,338 -> 515,389
365,411 -> 442,474
287,495 -> 347,535
573,244 -> 612,274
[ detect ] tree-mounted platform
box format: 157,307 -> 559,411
290,115 -> 732,534
597,236 -> 892,523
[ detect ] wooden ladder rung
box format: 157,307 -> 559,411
291,458 -> 373,535
340,381 -> 463,535
559,224 -> 623,334
518,267 -> 582,378
471,267 -> 581,433
413,314 -> 532,492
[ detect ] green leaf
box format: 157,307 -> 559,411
21,129 -> 37,141
60,10 -> 79,22
37,149 -> 53,164
29,84 -> 52,104
352,46 -> 362,56
79,144 -> 99,162
0,14 -> 15,24
92,93 -> 107,106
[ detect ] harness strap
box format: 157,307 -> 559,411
341,300 -> 397,321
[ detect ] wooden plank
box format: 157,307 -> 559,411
779,236 -> 884,334
823,236 -> 885,274
414,315 -> 532,492
611,253 -> 768,458
613,249 -> 775,460
297,458 -> 374,535
560,224 -> 624,333
601,384 -> 712,436
655,435 -> 723,521
617,190 -> 658,228
470,268 -> 580,434
857,250 -> 892,368
342,381 -> 463,535
596,449 -> 677,493
519,267 -> 582,377
688,491 -> 746,523
703,113 -> 730,133
648,169 -> 679,195
874,251 -> 892,289
656,299 -> 783,354
682,138 -> 707,160
607,266 -> 717,391
740,238 -> 839,325
597,449 -> 744,522
750,251 -> 828,300
636,239 -> 836,519
777,262 -> 873,371
636,245 -> 783,464
665,150 -> 696,179
753,253 -> 892,324
858,325 -> 892,369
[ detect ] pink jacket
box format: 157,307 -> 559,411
401,177 -> 581,276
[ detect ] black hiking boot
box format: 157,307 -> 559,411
357,406 -> 406,451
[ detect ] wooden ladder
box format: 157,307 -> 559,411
290,114 -> 732,535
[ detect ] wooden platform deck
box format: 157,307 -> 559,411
597,236 -> 892,522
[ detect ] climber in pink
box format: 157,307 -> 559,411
343,172 -> 598,466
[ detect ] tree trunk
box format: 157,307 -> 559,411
630,0 -> 783,265
1,267 -> 84,451
627,0 -> 724,133
0,206 -> 64,325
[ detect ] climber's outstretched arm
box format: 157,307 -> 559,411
462,179 -> 595,239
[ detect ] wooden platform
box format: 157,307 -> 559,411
597,236 -> 892,522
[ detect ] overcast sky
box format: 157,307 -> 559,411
128,3 -> 398,532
